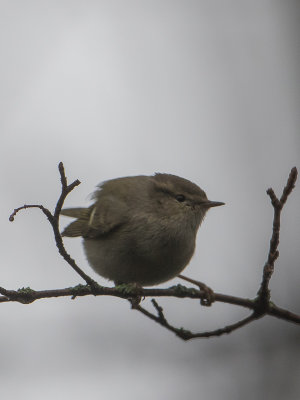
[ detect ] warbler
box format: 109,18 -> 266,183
61,173 -> 224,286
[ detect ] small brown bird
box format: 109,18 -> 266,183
61,173 -> 224,286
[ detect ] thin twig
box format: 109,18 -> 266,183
256,167 -> 298,312
8,162 -> 97,289
53,162 -> 81,220
9,204 -> 53,223
133,299 -> 260,340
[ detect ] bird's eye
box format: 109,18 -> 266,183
175,194 -> 186,202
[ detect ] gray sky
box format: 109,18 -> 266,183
1,1 -> 299,399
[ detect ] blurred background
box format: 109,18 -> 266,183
1,1 -> 299,399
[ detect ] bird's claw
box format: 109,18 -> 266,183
198,283 -> 215,306
178,274 -> 215,306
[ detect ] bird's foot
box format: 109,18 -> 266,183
178,274 -> 215,306
114,282 -> 144,307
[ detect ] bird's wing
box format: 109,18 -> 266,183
61,197 -> 128,239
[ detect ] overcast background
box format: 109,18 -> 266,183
1,1 -> 299,399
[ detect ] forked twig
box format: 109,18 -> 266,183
256,167 -> 298,313
8,162 -> 98,289
134,299 -> 260,340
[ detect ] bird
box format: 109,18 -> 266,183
61,173 -> 224,287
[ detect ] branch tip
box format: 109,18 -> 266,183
280,166 -> 298,204
58,161 -> 67,188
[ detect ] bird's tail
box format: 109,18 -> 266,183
60,207 -> 90,237
60,207 -> 89,219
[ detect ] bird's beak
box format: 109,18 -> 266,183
202,200 -> 225,208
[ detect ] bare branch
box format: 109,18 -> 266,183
267,303 -> 300,324
133,299 -> 260,340
9,204 -> 53,223
0,284 -> 298,325
280,166 -> 298,204
4,163 -> 299,340
9,162 -> 97,289
256,167 -> 298,311
53,161 -> 81,219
